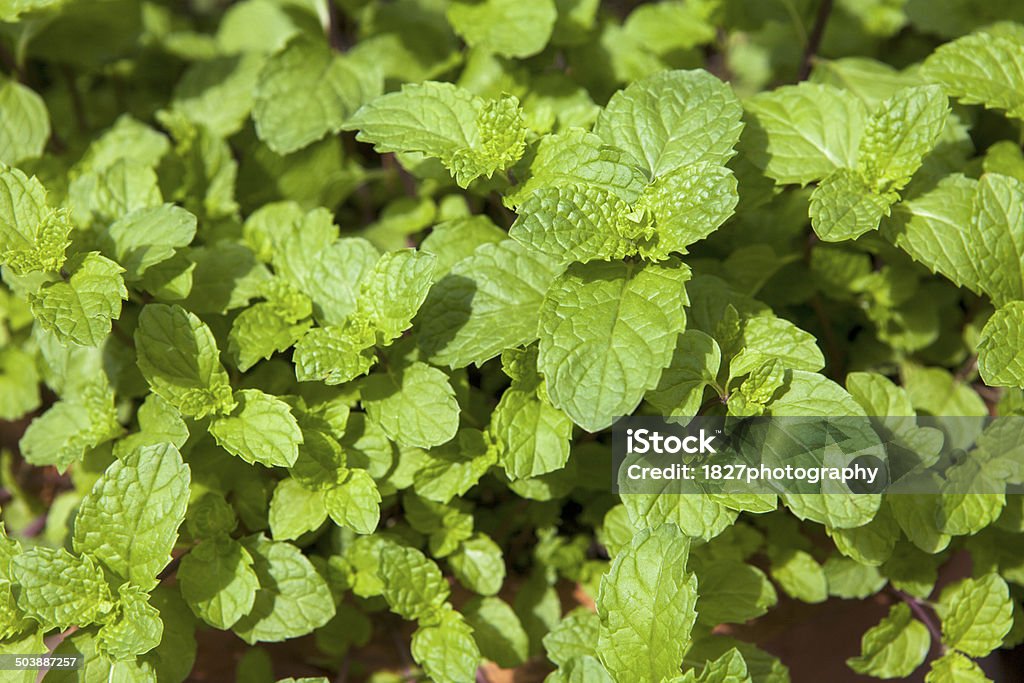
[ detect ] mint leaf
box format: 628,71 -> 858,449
937,574 -> 1014,657
847,603 -> 930,678
96,584 -> 163,660
925,652 -> 991,683
447,0 -> 557,58
10,547 -> 114,630
922,28 -> 1024,120
858,85 -> 949,191
595,70 -> 743,178
597,524 -> 698,682
135,303 -> 236,418
410,605 -> 481,683
361,361 -> 460,449
647,330 -> 722,416
324,469 -> 381,534
19,376 -> 120,471
254,36 -> 381,154
73,443 -> 191,590
0,77 -> 49,165
28,252 -> 127,347
379,544 -> 449,621
418,240 -> 562,368
539,259 -> 690,431
104,204 -> 197,280
210,389 -> 303,467
233,535 -> 335,644
464,595 -> 529,668
345,82 -> 527,187
743,82 -> 867,185
810,168 -> 894,242
0,164 -> 71,275
178,537 -> 259,630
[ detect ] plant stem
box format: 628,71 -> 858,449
798,0 -> 834,81
895,589 -> 946,655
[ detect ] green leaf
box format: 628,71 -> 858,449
810,168 -> 894,242
355,249 -> 436,345
824,556 -> 887,599
173,53 -> 264,137
324,469 -> 381,534
921,29 -> 1024,120
595,70 -> 743,179
742,82 -> 867,185
544,608 -> 601,666
768,548 -> 828,603
925,652 -> 991,683
0,77 -> 50,165
464,595 -> 529,668
937,573 -> 1014,657
847,603 -> 930,679
230,283 -> 313,372
414,428 -> 496,504
10,547 -> 114,630
449,534 -> 506,596
73,443 -> 191,590
178,537 -> 259,630
418,240 -> 562,368
254,37 -> 381,154
115,394 -> 190,457
492,347 -> 573,480
19,376 -> 120,471
647,330 -> 721,416
269,477 -> 327,540
510,184 -> 640,264
0,347 -> 40,421
104,204 -> 198,280
28,252 -> 127,347
135,303 -> 236,419
539,259 -> 690,431
293,323 -> 378,385
694,560 -> 777,625
210,389 -> 303,468
548,656 -> 615,683
979,302 -> 1024,387
0,164 -> 72,275
447,0 -> 557,58
345,82 -> 527,187
597,524 -> 698,683
507,128 -> 647,206
379,544 -> 449,621
233,535 -> 336,643
361,361 -> 460,449
410,605 -> 481,683
96,584 -> 163,661
858,85 -> 949,191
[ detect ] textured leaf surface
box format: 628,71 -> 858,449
847,603 -> 930,678
233,535 -> 335,643
595,70 -> 743,178
418,240 -> 562,368
73,443 -> 190,590
922,30 -> 1024,119
597,524 -> 697,682
29,252 -> 127,347
135,304 -> 235,418
254,37 -> 380,154
538,259 -> 690,431
210,389 -> 303,467
743,82 -> 866,185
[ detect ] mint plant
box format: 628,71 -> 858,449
1,1 -> 1023,682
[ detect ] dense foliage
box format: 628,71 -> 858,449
1,0 -> 1024,681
